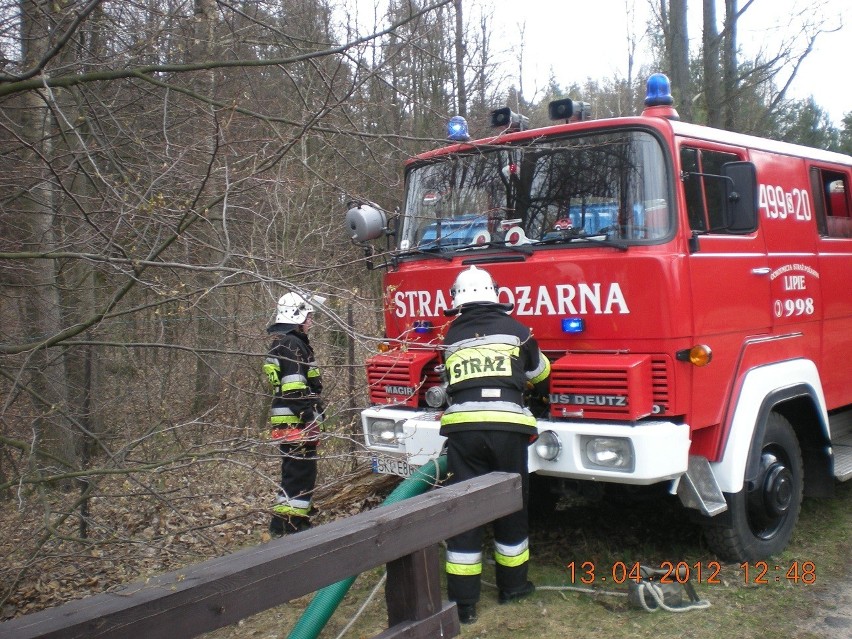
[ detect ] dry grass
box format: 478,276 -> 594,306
212,480 -> 852,639
2,452 -> 850,639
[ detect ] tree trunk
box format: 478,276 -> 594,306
703,0 -> 721,127
17,0 -> 77,475
722,0 -> 739,130
454,0 -> 467,117
668,0 -> 692,120
190,0 -> 224,420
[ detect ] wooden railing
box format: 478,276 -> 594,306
0,472 -> 522,639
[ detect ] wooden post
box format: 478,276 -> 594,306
378,545 -> 460,639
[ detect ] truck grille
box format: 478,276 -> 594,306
366,350 -> 441,408
548,353 -> 671,420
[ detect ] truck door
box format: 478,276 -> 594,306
681,144 -> 771,429
750,152 -> 823,339
810,164 -> 852,409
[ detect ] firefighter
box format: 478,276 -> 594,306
263,290 -> 326,536
440,265 -> 551,624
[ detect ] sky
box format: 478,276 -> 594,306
493,0 -> 851,125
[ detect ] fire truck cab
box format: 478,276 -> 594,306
345,74 -> 852,562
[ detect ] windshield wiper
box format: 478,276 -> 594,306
457,240 -> 533,256
398,245 -> 454,261
536,231 -> 628,252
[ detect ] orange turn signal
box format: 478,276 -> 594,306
676,344 -> 712,367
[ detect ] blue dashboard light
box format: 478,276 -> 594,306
645,73 -> 674,107
414,320 -> 434,334
447,116 -> 470,142
562,317 -> 585,334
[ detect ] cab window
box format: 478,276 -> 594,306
681,147 -> 741,233
811,167 -> 851,238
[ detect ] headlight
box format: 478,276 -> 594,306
581,436 -> 634,472
424,385 -> 448,408
534,430 -> 561,461
367,418 -> 404,446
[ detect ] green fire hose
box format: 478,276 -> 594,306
286,455 -> 448,639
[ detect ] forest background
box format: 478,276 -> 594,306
1,0 -> 851,624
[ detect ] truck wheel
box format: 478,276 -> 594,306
703,412 -> 803,562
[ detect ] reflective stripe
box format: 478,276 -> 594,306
279,373 -> 308,393
441,403 -> 537,428
275,494 -> 311,510
280,384 -> 308,393
446,561 -> 483,576
271,407 -> 298,417
441,411 -> 537,428
446,550 -> 483,564
495,548 -> 530,568
446,550 -> 483,576
444,400 -> 529,415
272,503 -> 311,517
495,538 -> 530,568
270,407 -> 301,425
527,353 -> 551,385
307,366 -> 321,379
495,538 -> 528,558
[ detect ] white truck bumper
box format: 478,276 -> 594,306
362,406 -> 691,484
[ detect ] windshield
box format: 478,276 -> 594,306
399,130 -> 671,251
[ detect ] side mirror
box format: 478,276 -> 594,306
722,161 -> 758,233
345,201 -> 387,243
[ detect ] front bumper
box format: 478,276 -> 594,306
361,406 -> 691,485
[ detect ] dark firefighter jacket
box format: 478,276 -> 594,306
439,304 -> 550,436
263,323 -> 323,432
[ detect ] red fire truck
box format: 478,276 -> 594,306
345,74 -> 852,562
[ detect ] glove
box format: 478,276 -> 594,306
263,362 -> 281,388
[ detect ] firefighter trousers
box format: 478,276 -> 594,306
274,440 -> 318,520
444,429 -> 531,605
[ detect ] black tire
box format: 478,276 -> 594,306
703,412 -> 803,562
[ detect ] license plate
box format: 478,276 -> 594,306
371,455 -> 415,477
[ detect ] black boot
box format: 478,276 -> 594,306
287,515 -> 311,534
456,603 -> 477,624
269,514 -> 310,536
269,515 -> 286,538
498,581 -> 535,604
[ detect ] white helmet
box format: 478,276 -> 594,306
275,291 -> 326,325
450,265 -> 499,308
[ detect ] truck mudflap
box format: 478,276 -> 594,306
362,407 -> 691,485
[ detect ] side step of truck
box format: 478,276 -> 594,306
833,432 -> 852,481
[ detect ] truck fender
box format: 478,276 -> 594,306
710,359 -> 828,493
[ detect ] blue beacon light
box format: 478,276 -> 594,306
644,73 -> 673,106
561,317 -> 585,334
447,115 -> 470,142
642,73 -> 679,120
414,320 -> 434,334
